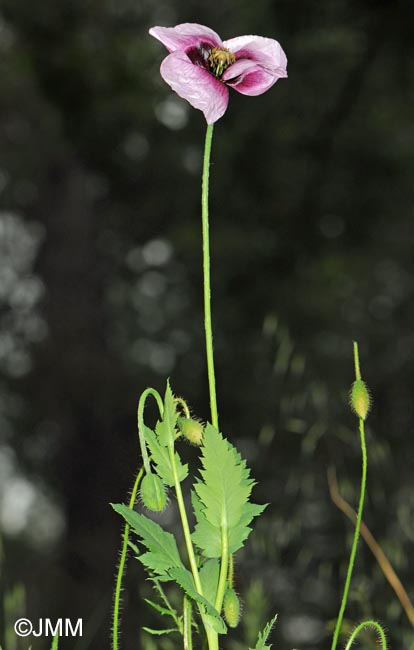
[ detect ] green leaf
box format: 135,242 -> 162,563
250,614 -> 278,650
199,559 -> 220,606
192,424 -> 266,558
127,540 -> 140,555
149,579 -> 182,630
143,627 -> 180,636
145,425 -> 188,486
168,567 -> 226,634
144,598 -> 177,619
111,504 -> 186,578
155,381 -> 178,447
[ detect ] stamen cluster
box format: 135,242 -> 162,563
208,47 -> 236,78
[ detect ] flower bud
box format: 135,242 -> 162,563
178,418 -> 204,446
140,473 -> 167,512
350,379 -> 371,420
223,588 -> 241,628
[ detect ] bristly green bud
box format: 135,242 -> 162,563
178,417 -> 204,446
350,379 -> 371,420
223,588 -> 241,628
140,472 -> 167,512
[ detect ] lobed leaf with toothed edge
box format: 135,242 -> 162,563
111,503 -> 185,579
191,424 -> 267,558
155,381 -> 178,447
250,614 -> 278,650
144,598 -> 177,619
143,627 -> 180,636
145,425 -> 188,486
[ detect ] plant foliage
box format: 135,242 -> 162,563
250,614 -> 278,650
112,383 -> 267,648
192,424 -> 267,558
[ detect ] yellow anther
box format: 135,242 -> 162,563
208,47 -> 236,78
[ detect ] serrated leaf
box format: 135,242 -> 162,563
155,382 -> 178,447
250,614 -> 278,650
143,627 -> 179,636
127,540 -> 140,555
192,425 -> 266,558
168,567 -> 226,634
144,598 -> 177,618
145,426 -> 188,486
112,504 -> 185,578
192,493 -> 265,556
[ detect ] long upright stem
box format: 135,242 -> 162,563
168,446 -> 202,593
200,123 -> 220,650
112,465 -> 144,650
331,344 -> 367,650
202,124 -> 219,429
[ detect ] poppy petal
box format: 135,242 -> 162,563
160,51 -> 229,124
223,60 -> 284,96
150,23 -> 222,53
223,35 -> 287,74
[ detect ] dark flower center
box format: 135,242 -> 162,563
187,43 -> 236,79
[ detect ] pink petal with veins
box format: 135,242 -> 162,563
223,35 -> 288,74
223,59 -> 285,96
226,66 -> 280,96
160,51 -> 229,124
223,59 -> 259,80
149,23 -> 222,53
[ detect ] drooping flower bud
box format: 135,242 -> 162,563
350,379 -> 371,420
140,472 -> 167,512
178,418 -> 204,446
223,588 -> 241,628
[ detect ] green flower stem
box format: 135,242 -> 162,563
183,596 -> 193,650
137,388 -> 165,474
112,465 -> 145,650
168,445 -> 202,593
331,343 -> 367,650
344,620 -> 387,650
200,124 -> 221,650
228,553 -> 234,588
167,443 -> 218,650
175,397 -> 191,419
202,123 -> 219,429
353,340 -> 361,381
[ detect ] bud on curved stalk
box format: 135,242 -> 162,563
178,417 -> 204,446
350,379 -> 371,420
140,472 -> 167,512
223,588 -> 241,628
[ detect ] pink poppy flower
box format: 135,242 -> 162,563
149,23 -> 287,124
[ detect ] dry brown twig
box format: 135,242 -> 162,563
327,465 -> 414,626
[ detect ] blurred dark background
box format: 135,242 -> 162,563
0,0 -> 413,648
